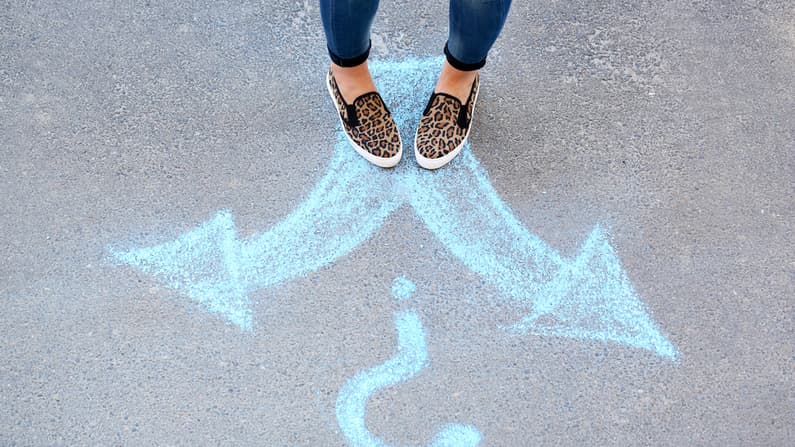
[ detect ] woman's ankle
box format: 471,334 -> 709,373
434,60 -> 478,103
330,61 -> 378,103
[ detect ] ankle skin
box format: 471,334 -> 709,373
330,61 -> 378,103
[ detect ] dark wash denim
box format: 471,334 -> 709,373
319,0 -> 512,70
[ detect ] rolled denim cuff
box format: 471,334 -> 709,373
444,42 -> 486,71
328,40 -> 371,67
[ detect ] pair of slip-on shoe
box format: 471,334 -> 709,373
326,69 -> 479,170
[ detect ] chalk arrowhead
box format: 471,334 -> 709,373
109,210 -> 253,330
509,226 -> 679,360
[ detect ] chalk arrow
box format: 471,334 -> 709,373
109,57 -> 678,360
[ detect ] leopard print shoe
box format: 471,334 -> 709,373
326,69 -> 402,168
414,74 -> 479,170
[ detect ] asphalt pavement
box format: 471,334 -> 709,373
1,1 -> 793,445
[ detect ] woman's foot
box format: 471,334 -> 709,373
326,62 -> 402,168
414,61 -> 480,170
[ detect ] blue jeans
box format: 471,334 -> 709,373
319,0 -> 512,71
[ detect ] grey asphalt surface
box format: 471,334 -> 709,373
2,0 -> 793,445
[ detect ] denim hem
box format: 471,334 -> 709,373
444,42 -> 486,71
328,40 -> 371,67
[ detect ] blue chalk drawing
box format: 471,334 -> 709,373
109,56 -> 678,360
392,276 -> 417,302
336,278 -> 482,447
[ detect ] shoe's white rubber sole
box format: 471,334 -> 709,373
414,77 -> 480,171
326,72 -> 402,169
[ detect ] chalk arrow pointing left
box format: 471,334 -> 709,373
109,57 -> 678,360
